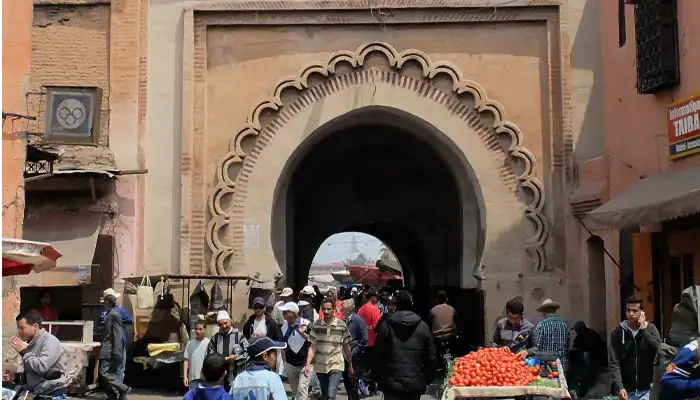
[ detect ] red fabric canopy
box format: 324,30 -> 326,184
346,265 -> 402,286
2,239 -> 62,276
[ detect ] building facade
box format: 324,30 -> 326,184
8,0 -> 610,340
575,0 -> 700,336
2,0 -> 33,365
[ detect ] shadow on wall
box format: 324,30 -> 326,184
571,0 -> 605,162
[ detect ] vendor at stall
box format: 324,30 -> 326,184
207,311 -> 248,392
491,298 -> 535,359
38,290 -> 59,335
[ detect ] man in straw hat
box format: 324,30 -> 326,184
97,288 -> 133,383
532,298 -> 570,370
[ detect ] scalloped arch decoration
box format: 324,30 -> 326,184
206,42 -> 550,275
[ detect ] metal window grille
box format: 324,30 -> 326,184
634,0 -> 680,94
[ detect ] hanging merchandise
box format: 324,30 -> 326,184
190,280 -> 210,316
137,275 -> 155,309
210,281 -> 225,311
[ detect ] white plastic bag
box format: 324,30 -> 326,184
137,275 -> 155,309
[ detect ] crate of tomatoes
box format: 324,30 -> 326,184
440,347 -> 571,400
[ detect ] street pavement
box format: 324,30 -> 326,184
88,382 -> 443,400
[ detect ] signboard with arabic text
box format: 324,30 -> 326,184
668,93 -> 700,160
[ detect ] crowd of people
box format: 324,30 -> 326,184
9,283 -> 700,400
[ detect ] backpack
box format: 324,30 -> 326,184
650,286 -> 700,400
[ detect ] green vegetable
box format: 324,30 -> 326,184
527,378 -> 559,388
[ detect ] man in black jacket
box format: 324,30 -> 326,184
373,290 -> 436,400
99,294 -> 130,400
242,297 -> 283,341
609,295 -> 661,400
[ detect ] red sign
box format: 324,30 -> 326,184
668,94 -> 700,160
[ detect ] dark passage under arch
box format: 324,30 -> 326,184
271,106 -> 486,348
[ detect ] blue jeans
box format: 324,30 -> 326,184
317,371 -> 342,400
628,390 -> 649,400
117,347 -> 126,382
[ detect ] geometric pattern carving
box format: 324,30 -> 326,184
207,42 -> 550,275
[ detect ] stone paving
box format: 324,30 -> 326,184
84,382 -> 443,400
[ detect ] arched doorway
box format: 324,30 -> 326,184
271,106 -> 483,292
205,43 -> 553,338
269,105 -> 488,347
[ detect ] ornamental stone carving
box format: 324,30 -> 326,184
206,42 -> 549,275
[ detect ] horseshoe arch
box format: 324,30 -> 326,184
206,42 -> 550,280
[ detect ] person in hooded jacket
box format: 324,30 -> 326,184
609,295 -> 661,400
242,297 -> 282,341
372,290 -> 436,400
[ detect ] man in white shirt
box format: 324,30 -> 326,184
183,320 -> 211,390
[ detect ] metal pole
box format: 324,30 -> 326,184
575,216 -> 641,292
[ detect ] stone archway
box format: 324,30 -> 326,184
206,42 -> 549,281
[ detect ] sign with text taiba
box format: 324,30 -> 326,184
668,93 -> 700,160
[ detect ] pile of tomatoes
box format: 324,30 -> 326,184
447,347 -> 541,387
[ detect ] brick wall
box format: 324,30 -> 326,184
27,4 -> 110,145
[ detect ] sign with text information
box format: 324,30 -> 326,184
668,94 -> 700,160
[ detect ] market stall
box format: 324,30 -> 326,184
121,273 -> 272,392
440,348 -> 571,400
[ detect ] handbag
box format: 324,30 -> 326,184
136,275 -> 155,309
190,280 -> 210,316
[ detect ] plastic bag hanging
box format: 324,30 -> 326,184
209,281 -> 225,311
190,280 -> 210,316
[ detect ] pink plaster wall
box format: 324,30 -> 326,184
588,0 -> 700,331
599,0 -> 700,197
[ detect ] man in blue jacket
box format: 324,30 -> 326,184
97,288 -> 133,382
660,339 -> 700,399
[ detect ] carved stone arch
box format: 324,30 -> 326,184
206,42 -> 549,277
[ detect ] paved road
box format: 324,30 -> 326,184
89,382 -> 443,400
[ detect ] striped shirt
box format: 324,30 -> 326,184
308,317 -> 350,373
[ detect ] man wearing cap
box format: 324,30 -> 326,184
97,288 -> 133,383
531,298 -> 570,369
231,337 -> 288,400
279,301 -> 314,400
207,310 -> 248,392
299,286 -> 320,323
99,294 -> 130,400
272,287 -> 294,326
242,297 -> 282,341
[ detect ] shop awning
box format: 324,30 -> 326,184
2,239 -> 63,276
19,212 -> 103,286
586,165 -> 700,230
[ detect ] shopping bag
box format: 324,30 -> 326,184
137,275 -> 155,309
190,280 -> 210,316
210,281 -> 225,311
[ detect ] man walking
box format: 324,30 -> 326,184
97,288 -> 133,383
207,310 -> 249,392
373,290 -> 436,400
491,298 -> 535,359
273,287 -> 294,325
609,295 -> 661,400
305,297 -> 355,400
341,299 -> 368,400
357,289 -> 381,396
100,294 -> 130,400
532,299 -> 570,368
279,302 -> 313,400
